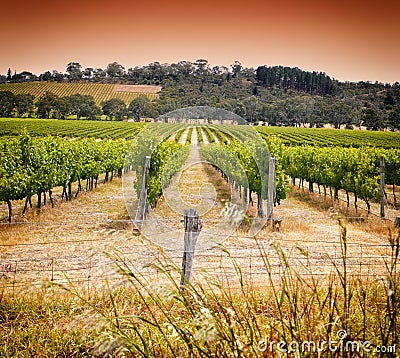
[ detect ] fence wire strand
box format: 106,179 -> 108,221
1,214 -> 398,292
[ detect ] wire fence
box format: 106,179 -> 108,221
1,215 -> 399,294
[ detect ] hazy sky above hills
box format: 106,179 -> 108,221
1,0 -> 399,83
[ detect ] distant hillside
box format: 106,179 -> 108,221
0,60 -> 399,129
0,82 -> 160,105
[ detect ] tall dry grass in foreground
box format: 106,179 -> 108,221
1,218 -> 399,357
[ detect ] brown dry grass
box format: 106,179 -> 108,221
113,84 -> 162,93
290,185 -> 393,236
0,177 -> 129,248
299,180 -> 400,222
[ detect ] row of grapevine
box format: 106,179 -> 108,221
209,124 -> 400,212
173,127 -> 187,143
202,126 -> 216,143
208,125 -> 234,144
126,124 -> 189,207
209,127 -> 229,144
256,126 -> 400,149
226,127 -> 290,207
0,118 -> 146,139
196,126 -> 204,144
282,146 -> 400,212
201,136 -> 290,218
0,82 -> 157,105
0,132 -> 130,222
185,127 -> 193,145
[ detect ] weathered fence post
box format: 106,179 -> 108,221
380,156 -> 385,219
267,156 -> 275,223
180,208 -> 202,290
135,155 -> 151,229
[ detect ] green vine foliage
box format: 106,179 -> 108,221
0,131 -> 131,221
282,145 -> 400,207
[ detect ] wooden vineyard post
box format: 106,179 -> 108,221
267,156 -> 275,223
180,208 -> 202,290
395,217 -> 400,230
380,156 -> 385,219
135,155 -> 151,229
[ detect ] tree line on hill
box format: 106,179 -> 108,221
0,91 -> 155,121
1,60 -> 399,130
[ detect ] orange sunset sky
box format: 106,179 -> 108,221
1,0 -> 399,83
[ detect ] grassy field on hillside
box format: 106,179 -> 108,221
0,82 -> 159,105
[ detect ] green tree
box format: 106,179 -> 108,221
106,62 -> 125,79
66,94 -> 101,120
128,95 -> 150,121
329,101 -> 352,129
387,107 -> 400,131
102,98 -> 127,120
194,59 -> 210,77
14,93 -> 35,117
142,101 -> 159,119
39,71 -> 53,81
93,68 -> 107,81
52,70 -> 65,82
231,61 -> 243,78
83,67 -> 94,80
362,107 -> 384,130
66,62 -> 83,81
233,100 -> 246,119
37,92 -> 68,119
0,91 -> 15,117
6,68 -> 12,81
242,96 -> 259,123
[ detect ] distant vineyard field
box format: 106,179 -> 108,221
0,118 -> 146,139
256,126 -> 400,149
0,82 -> 159,105
2,119 -> 399,148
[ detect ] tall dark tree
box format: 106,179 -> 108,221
6,68 -> 12,81
231,61 -> 243,78
66,62 -> 83,81
83,67 -> 94,80
39,71 -> 53,81
128,95 -> 150,121
106,62 -> 125,79
256,65 -> 336,95
14,94 -> 35,117
102,98 -> 127,120
52,70 -> 65,82
362,107 -> 384,130
66,94 -> 101,120
0,91 -> 15,117
37,92 -> 68,119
